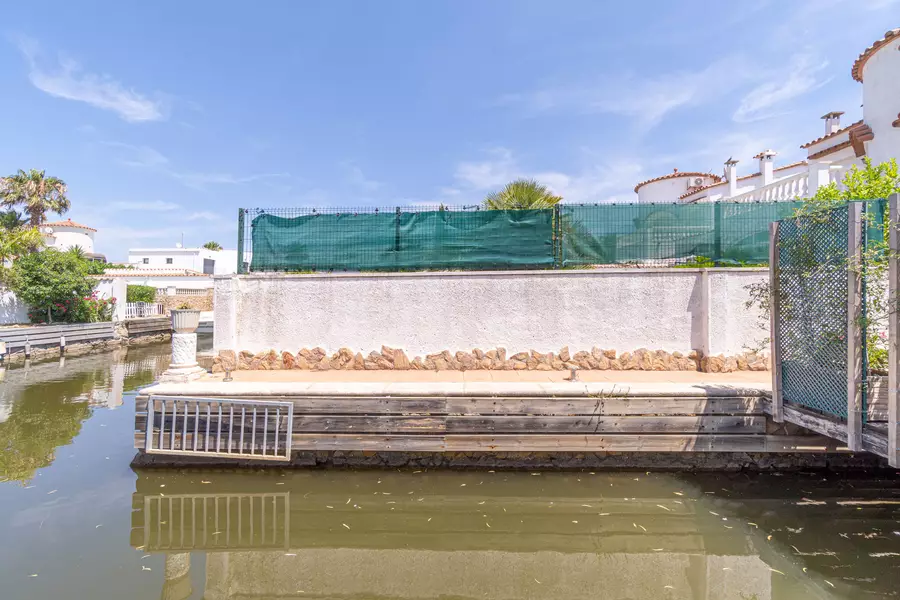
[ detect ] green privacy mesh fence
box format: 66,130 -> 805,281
775,200 -> 885,420
239,202 -> 803,273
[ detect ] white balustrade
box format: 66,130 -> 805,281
728,172 -> 809,203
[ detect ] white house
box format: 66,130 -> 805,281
40,218 -> 105,261
128,247 -> 240,276
634,28 -> 900,204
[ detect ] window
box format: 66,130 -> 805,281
166,258 -> 173,264
203,258 -> 215,275
142,258 -> 149,264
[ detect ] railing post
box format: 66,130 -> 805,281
769,221 -> 783,423
236,208 -> 245,274
888,193 -> 900,467
847,201 -> 864,452
713,202 -> 723,266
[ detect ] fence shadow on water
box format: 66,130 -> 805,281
238,202 -> 804,273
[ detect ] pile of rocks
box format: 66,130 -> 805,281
212,345 -> 769,373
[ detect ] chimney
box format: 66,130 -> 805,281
724,157 -> 739,197
822,111 -> 844,136
754,150 -> 777,186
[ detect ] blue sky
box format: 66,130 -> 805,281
0,1 -> 896,260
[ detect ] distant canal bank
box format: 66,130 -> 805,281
1,341 -> 900,599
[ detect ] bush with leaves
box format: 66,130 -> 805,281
8,248 -> 112,323
127,284 -> 157,303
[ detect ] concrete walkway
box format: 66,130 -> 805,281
143,369 -> 770,398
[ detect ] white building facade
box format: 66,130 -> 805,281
40,218 -> 104,260
128,247 -> 239,276
634,28 -> 900,204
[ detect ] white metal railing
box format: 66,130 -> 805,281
145,396 -> 293,461
125,302 -> 166,319
175,288 -> 210,296
728,172 -> 809,203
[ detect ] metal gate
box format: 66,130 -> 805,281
145,396 -> 293,461
775,204 -> 859,418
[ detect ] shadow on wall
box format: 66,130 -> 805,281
0,287 -> 28,325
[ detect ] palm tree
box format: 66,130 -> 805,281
0,210 -> 27,231
0,169 -> 70,226
203,241 -> 223,251
483,178 -> 562,210
0,226 -> 42,264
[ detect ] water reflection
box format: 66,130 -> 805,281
130,469 -> 900,600
0,345 -> 171,483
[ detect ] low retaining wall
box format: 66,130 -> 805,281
214,269 -> 770,371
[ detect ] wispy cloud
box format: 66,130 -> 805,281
733,53 -> 831,123
102,141 -> 290,190
111,200 -> 180,211
16,36 -> 167,122
185,211 -> 222,221
344,163 -> 383,192
451,147 -> 643,203
498,55 -> 755,131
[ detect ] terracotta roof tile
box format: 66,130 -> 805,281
852,28 -> 900,82
633,171 -> 721,194
807,140 -> 853,161
42,218 -> 97,232
800,120 -> 863,149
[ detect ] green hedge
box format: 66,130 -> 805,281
126,284 -> 156,303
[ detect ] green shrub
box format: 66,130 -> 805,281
127,284 -> 156,303
8,248 -> 115,323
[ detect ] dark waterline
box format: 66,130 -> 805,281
1,342 -> 899,600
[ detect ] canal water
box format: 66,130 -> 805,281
1,343 -> 899,600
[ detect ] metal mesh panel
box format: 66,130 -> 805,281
560,202 -> 802,267
777,206 -> 850,417
239,202 -> 800,272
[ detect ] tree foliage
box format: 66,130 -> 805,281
127,284 -> 157,303
0,169 -> 70,226
202,241 -> 223,251
7,248 -> 113,323
800,158 -> 900,215
0,226 -> 42,265
483,179 -> 563,210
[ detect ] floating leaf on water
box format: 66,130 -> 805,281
342,523 -> 350,530
326,506 -> 333,509
639,525 -> 647,532
674,492 -> 683,496
142,566 -> 152,571
427,517 -> 432,522
581,504 -> 592,508
47,490 -> 57,495
598,513 -> 610,516
141,555 -> 150,560
709,511 -> 719,516
346,498 -> 351,504
664,585 -> 673,589
534,578 -> 541,584
769,569 -> 786,576
767,535 -> 773,541
748,522 -> 758,528
656,505 -> 671,511
825,581 -> 835,588
460,484 -> 466,487
95,524 -> 102,528
201,481 -> 211,484
652,548 -> 663,552
285,553 -> 297,556
478,501 -> 485,505
29,574 -> 37,578
572,520 -> 578,524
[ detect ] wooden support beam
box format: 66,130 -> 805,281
847,201 -> 864,451
769,221 -> 783,423
889,193 -> 900,467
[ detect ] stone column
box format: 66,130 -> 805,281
161,553 -> 193,600
160,310 -> 206,383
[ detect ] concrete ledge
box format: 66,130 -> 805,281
139,380 -> 771,398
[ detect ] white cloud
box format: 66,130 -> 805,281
733,54 -> 831,123
101,141 -> 290,190
345,164 -> 383,192
499,55 -> 756,131
111,200 -> 180,211
451,147 -> 644,203
17,37 -> 166,122
185,211 -> 221,221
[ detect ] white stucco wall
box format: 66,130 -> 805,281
129,247 -> 239,274
637,175 -> 717,204
861,34 -> 900,166
45,227 -> 95,253
94,278 -> 128,321
0,288 -> 28,324
215,269 -> 767,358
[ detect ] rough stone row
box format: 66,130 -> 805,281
212,345 -> 769,373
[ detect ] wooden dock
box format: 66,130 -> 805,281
131,379 -> 889,466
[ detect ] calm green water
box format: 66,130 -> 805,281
1,343 -> 900,600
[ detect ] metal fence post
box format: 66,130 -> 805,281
237,209 -> 245,274
847,201 -> 864,452
769,221 -> 783,423
713,202 -> 723,266
554,204 -> 562,269
888,193 -> 900,467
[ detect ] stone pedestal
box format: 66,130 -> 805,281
159,332 -> 206,383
